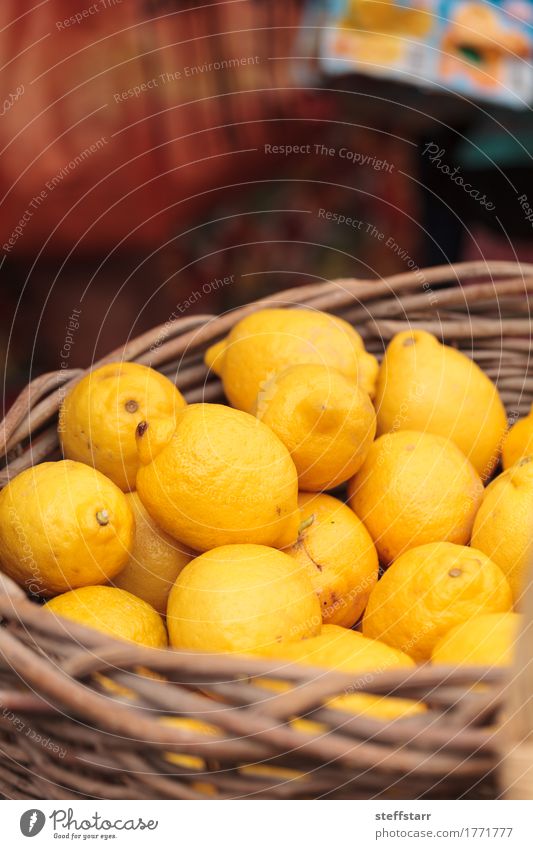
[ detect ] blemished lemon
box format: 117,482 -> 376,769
0,460 -> 134,596
136,403 -> 299,552
374,330 -> 507,479
166,544 -> 321,653
45,585 -> 168,647
347,430 -> 483,564
471,455 -> 533,601
259,624 -> 423,720
60,362 -> 186,491
255,364 -> 376,491
112,492 -> 193,616
362,542 -> 513,662
286,493 -> 378,627
431,612 -> 522,667
502,405 -> 533,470
205,308 -> 378,413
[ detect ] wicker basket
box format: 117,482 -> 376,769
1,260 -> 532,800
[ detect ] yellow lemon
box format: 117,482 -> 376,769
112,492 -> 193,615
259,624 -> 423,720
191,783 -> 219,797
136,403 -> 299,552
432,612 -> 522,667
94,673 -> 136,700
347,430 -> 483,564
94,666 -> 166,701
166,544 -> 321,653
255,364 -> 376,491
471,456 -> 533,601
161,717 -> 219,770
205,308 -> 378,413
0,460 -> 134,596
374,330 -> 507,479
60,362 -> 186,491
502,405 -> 533,470
162,718 -> 275,797
286,493 -> 378,627
45,585 -> 167,647
362,542 -> 513,662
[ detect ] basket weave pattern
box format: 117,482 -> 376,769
0,260 -> 532,800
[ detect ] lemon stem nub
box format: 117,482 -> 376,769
298,514 -> 315,535
448,568 -> 462,578
136,421 -> 148,437
125,399 -> 139,413
96,509 -> 110,526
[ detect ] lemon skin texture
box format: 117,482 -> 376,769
260,624 -> 423,720
502,404 -> 533,470
136,403 -> 299,552
363,542 -> 513,661
46,585 -> 167,647
0,460 -> 134,596
348,430 -> 483,565
113,492 -> 193,616
256,364 -> 376,491
375,330 -> 507,479
205,308 -> 378,413
166,544 -> 321,654
431,612 -> 522,667
471,455 -> 533,601
60,362 -> 186,491
286,492 -> 378,627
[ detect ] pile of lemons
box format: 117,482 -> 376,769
0,308 -> 529,729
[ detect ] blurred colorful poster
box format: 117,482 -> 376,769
318,1 -> 533,106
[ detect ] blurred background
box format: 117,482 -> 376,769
2,0 -> 533,404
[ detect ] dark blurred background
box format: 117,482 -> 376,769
2,0 -> 533,406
